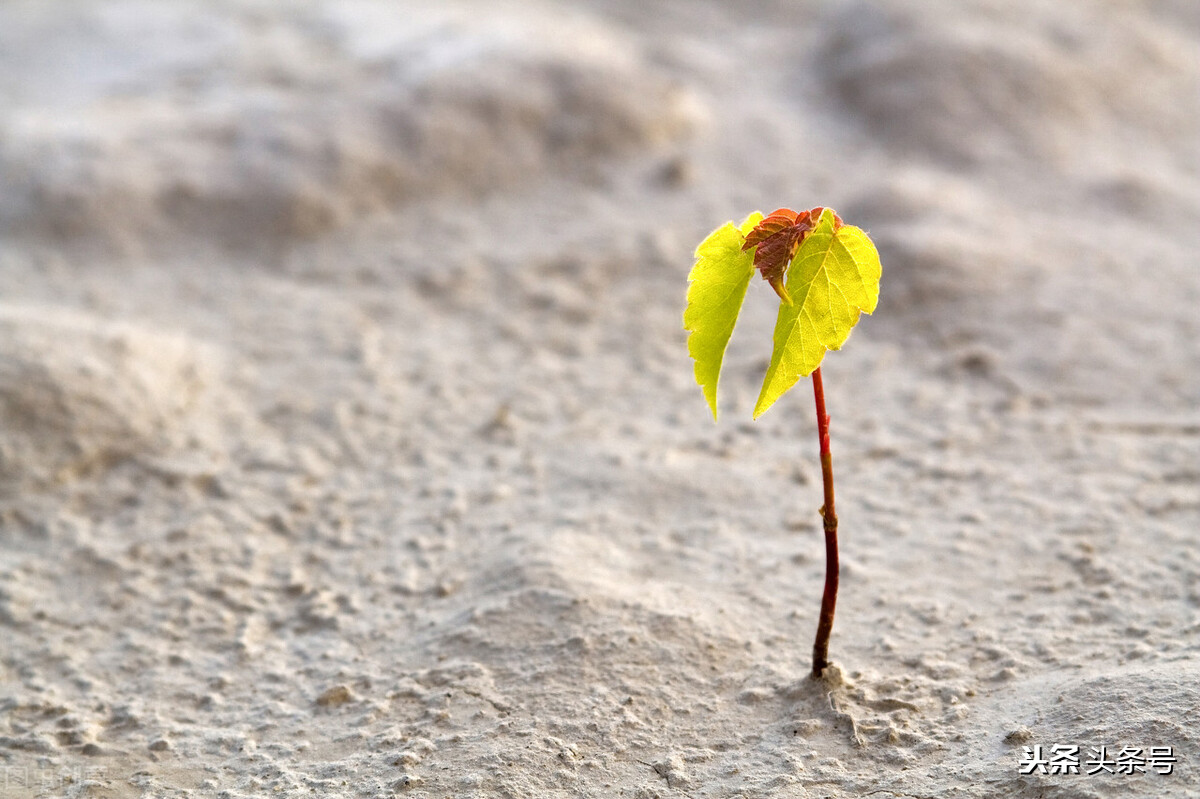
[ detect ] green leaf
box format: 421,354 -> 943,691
753,209 -> 881,418
685,212 -> 763,420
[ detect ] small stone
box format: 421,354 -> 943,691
1004,726 -> 1033,744
316,685 -> 354,707
653,755 -> 692,789
149,739 -> 171,752
391,774 -> 423,790
792,718 -> 823,738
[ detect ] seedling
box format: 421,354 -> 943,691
684,207 -> 881,678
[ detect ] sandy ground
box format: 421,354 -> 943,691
1,1 -> 1198,797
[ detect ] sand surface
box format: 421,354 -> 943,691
1,1 -> 1198,797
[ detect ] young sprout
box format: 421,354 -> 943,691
684,207 -> 881,677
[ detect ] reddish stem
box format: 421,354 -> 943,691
810,366 -> 839,678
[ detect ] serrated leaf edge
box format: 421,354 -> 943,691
752,210 -> 880,418
684,212 -> 763,420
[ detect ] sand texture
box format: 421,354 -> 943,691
1,1 -> 1198,797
